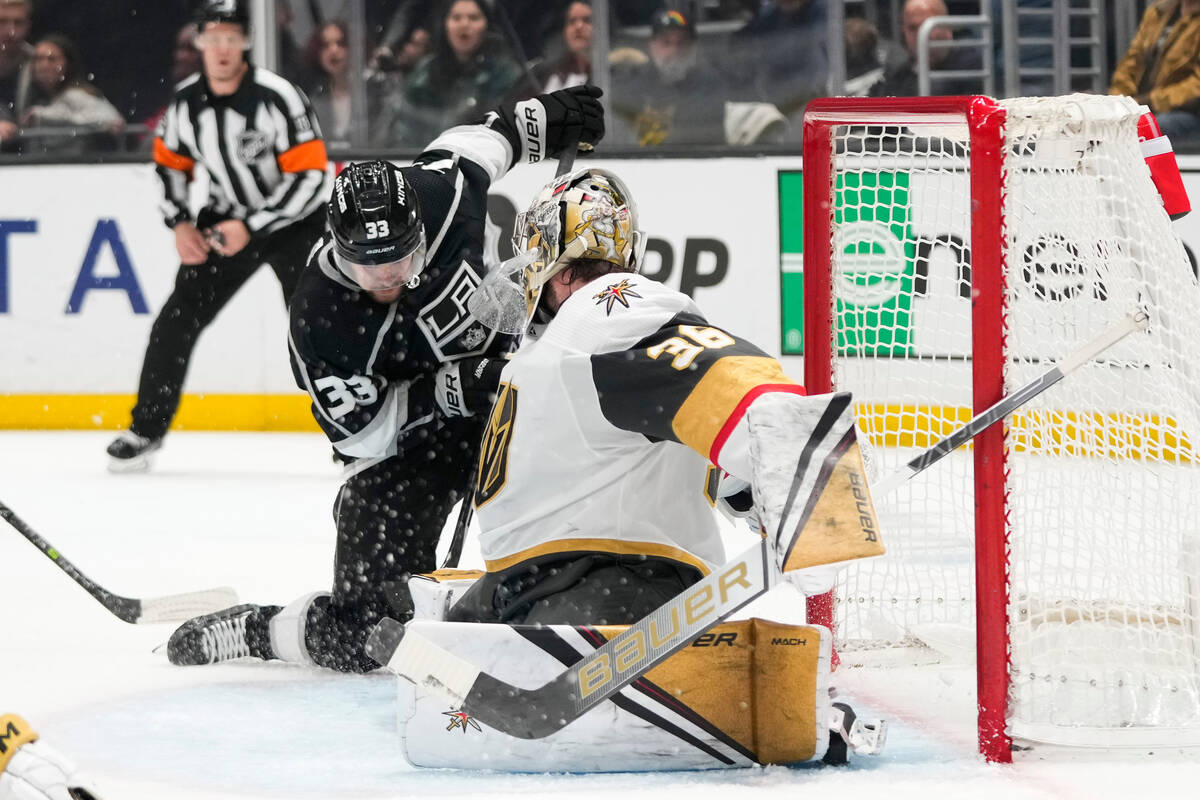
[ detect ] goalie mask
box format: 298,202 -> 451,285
328,160 -> 426,300
468,167 -> 645,333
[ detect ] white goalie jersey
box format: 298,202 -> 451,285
471,273 -> 805,575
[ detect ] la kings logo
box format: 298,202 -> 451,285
416,263 -> 495,359
237,130 -> 270,163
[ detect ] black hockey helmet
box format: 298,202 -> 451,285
328,161 -> 426,295
195,0 -> 250,32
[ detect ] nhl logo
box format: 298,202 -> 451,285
236,130 -> 270,163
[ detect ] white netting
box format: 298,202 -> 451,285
821,94 -> 1200,747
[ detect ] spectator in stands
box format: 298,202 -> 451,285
844,16 -> 885,96
731,0 -> 828,116
17,33 -> 123,153
611,8 -> 775,147
1109,0 -> 1200,144
170,21 -> 202,84
276,0 -> 406,87
870,0 -> 984,97
143,22 -> 201,135
530,0 -> 592,94
379,0 -> 525,147
372,23 -> 431,77
610,9 -> 786,147
304,20 -> 377,148
371,0 -> 438,72
0,0 -> 32,146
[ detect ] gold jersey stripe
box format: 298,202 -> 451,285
484,538 -> 711,575
414,569 -> 486,583
672,356 -> 799,458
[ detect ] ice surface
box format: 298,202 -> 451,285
1,431 -> 1198,799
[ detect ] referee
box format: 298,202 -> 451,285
107,0 -> 330,471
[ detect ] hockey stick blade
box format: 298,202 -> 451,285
1,500 -> 239,624
871,311 -> 1149,496
369,539 -> 773,739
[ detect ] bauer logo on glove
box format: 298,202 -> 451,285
513,85 -> 605,164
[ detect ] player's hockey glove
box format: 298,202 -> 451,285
513,85 -> 605,163
0,714 -> 101,800
433,356 -> 506,418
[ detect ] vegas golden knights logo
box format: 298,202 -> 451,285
475,382 -> 517,507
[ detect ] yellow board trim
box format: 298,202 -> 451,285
2,396 -> 1193,465
0,394 -> 320,432
484,537 -> 711,576
673,356 -> 797,456
856,403 -> 1199,464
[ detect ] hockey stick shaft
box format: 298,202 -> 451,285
870,311 -> 1148,496
440,142 -> 586,569
0,500 -> 238,624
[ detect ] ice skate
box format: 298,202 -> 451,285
167,604 -> 272,665
105,431 -> 162,473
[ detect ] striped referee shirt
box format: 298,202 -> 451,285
153,66 -> 330,237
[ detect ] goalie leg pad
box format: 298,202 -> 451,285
395,618 -> 832,771
405,570 -> 484,622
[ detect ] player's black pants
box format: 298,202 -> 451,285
295,425 -> 479,672
447,553 -> 703,626
128,211 -> 324,440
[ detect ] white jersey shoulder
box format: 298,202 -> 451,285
542,274 -> 701,354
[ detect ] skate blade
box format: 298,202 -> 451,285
107,453 -> 155,474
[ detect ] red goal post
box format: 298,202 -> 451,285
800,95 -> 1200,763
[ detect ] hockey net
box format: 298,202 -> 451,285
801,95 -> 1200,761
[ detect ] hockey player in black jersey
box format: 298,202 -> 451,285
164,82 -> 606,672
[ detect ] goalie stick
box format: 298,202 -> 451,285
369,309 -> 1149,738
869,311 -> 1149,496
0,500 -> 238,624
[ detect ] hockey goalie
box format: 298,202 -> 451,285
371,167 -> 888,772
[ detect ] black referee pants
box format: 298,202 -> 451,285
128,211 -> 325,441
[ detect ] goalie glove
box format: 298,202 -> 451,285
747,392 -> 884,577
432,356 -> 505,418
0,714 -> 101,800
512,85 -> 605,164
